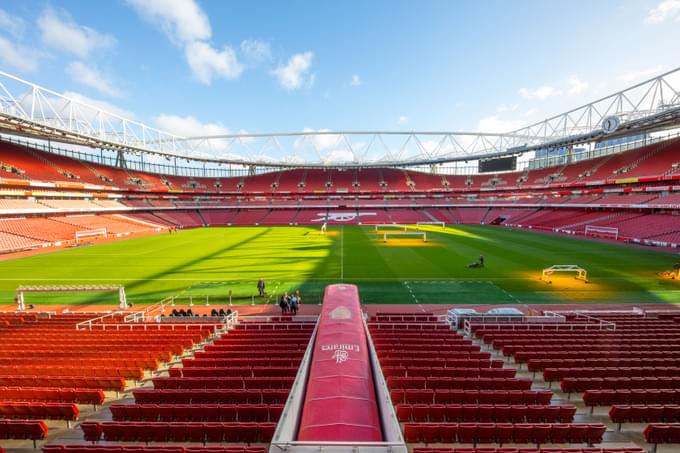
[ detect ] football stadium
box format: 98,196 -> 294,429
0,1 -> 679,453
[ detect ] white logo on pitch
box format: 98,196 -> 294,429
333,349 -> 349,364
312,212 -> 377,222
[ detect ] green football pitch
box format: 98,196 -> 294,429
0,225 -> 678,306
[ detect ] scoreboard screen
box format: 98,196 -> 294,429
478,156 -> 517,173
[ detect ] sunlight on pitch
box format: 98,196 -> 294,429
207,226 -> 336,281
411,225 -> 492,241
373,238 -> 436,247
540,274 -> 612,300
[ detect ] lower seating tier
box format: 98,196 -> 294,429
403,422 -> 606,445
390,389 -> 553,405
43,447 -> 266,453
133,388 -> 289,404
413,449 -> 645,453
644,423 -> 680,445
610,405 -> 680,425
585,389 -> 680,407
396,403 -> 576,423
0,401 -> 78,421
561,377 -> 680,394
0,419 -> 48,443
0,375 -> 125,391
111,403 -> 283,422
0,386 -> 105,405
81,421 -> 276,444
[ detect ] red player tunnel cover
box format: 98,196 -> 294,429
297,284 -> 383,441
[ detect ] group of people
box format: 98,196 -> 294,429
169,307 -> 232,317
279,291 -> 301,315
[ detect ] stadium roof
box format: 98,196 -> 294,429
0,67 -> 679,168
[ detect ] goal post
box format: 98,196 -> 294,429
416,221 -> 446,230
75,228 -> 108,243
374,224 -> 408,232
540,265 -> 589,284
15,284 -> 128,311
383,231 -> 427,242
584,225 -> 619,240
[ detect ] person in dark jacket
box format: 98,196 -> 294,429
279,293 -> 290,314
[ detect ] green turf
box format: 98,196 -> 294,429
0,225 -> 678,306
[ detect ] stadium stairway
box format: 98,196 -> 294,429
29,315 -> 314,453
369,310 -> 668,453
0,313 -> 220,453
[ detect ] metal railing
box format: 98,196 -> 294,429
75,310 -> 124,330
76,322 -> 225,331
162,293 -> 322,307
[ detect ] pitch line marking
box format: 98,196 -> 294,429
340,225 -> 344,282
403,281 -> 427,313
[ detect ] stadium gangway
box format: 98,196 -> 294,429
124,296 -> 177,322
240,315 -> 319,323
461,317 -> 616,338
447,312 -> 565,335
158,312 -> 239,334
367,318 -> 450,331
270,289 -> 406,453
560,311 -> 618,331
448,310 -> 566,329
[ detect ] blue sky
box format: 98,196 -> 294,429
1,0 -> 679,139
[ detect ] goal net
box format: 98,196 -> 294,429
15,284 -> 128,311
383,231 -> 427,242
584,225 -> 619,240
416,221 -> 446,230
75,228 -> 108,243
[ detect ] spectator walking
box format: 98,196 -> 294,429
279,293 -> 290,315
290,294 -> 299,315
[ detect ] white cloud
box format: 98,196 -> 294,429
291,129 -> 358,163
294,128 -> 341,151
273,52 -> 314,90
0,8 -> 25,37
154,114 -> 251,159
37,7 -> 116,58
350,74 -> 361,86
646,0 -> 680,23
126,0 -> 247,85
520,108 -> 537,119
397,116 -> 409,125
519,75 -> 589,100
125,0 -> 210,45
477,115 -> 526,133
322,148 -> 355,164
566,75 -> 589,95
497,103 -> 519,113
619,65 -> 666,83
61,91 -> 135,119
66,62 -> 122,98
240,39 -> 271,63
518,85 -> 561,100
0,37 -> 41,72
155,114 -> 229,137
185,41 -> 243,84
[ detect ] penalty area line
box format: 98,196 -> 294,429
403,281 -> 427,313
